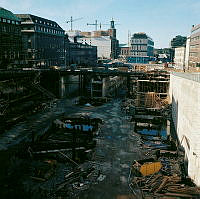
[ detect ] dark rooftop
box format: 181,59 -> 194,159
0,7 -> 20,21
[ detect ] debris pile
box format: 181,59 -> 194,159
13,114 -> 105,198
129,149 -> 200,198
120,98 -> 200,198
130,171 -> 200,198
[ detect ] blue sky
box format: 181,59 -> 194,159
1,0 -> 200,48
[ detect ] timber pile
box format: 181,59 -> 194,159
131,174 -> 200,198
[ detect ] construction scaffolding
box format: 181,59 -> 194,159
135,92 -> 169,109
133,71 -> 170,109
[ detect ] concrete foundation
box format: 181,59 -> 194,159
169,72 -> 200,185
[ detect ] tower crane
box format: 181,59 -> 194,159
87,19 -> 119,31
87,20 -> 99,31
66,16 -> 83,31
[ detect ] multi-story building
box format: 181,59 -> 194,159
128,32 -> 154,64
79,36 -> 112,59
154,48 -> 174,63
189,24 -> 200,68
119,44 -> 130,57
0,7 -> 22,68
170,35 -> 187,49
66,19 -> 119,60
16,14 -> 65,68
174,47 -> 186,70
64,34 -> 97,67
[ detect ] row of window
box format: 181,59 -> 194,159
0,17 -> 20,25
0,24 -> 63,35
36,25 -> 64,34
190,44 -> 199,49
189,52 -> 197,57
131,45 -> 147,51
20,25 -> 64,35
191,35 -> 200,41
121,49 -> 129,55
0,25 -> 21,34
131,39 -> 147,44
131,52 -> 147,56
34,19 -> 59,28
0,51 -> 21,59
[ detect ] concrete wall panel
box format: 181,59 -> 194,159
169,72 -> 200,185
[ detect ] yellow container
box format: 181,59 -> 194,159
140,162 -> 162,176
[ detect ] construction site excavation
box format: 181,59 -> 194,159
1,68 -> 200,199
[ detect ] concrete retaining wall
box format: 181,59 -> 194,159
169,72 -> 200,185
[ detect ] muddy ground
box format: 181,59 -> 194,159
0,99 -> 156,199
78,99 -> 145,199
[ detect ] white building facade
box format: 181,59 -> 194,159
169,73 -> 200,186
79,36 -> 112,59
185,37 -> 190,70
174,47 -> 186,70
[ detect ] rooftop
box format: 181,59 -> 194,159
131,32 -> 153,41
119,43 -> 129,48
172,72 -> 200,83
0,7 -> 20,21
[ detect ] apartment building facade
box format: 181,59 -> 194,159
128,32 -> 154,64
189,24 -> 200,68
16,14 -> 65,68
174,47 -> 186,70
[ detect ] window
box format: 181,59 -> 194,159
3,18 -> 6,22
2,26 -> 6,32
12,21 -> 15,24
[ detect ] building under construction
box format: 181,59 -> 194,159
134,70 -> 169,109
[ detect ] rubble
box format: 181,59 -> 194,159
3,113 -> 105,198
120,98 -> 200,199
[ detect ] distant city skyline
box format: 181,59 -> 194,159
1,0 -> 200,48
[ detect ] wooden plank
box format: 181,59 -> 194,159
155,176 -> 169,193
163,192 -> 193,198
30,176 -> 46,182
